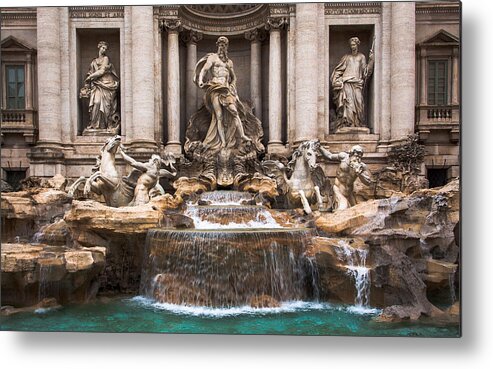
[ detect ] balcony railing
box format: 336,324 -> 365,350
1,109 -> 36,128
416,104 -> 459,125
1,109 -> 37,144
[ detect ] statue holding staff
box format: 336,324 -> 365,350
331,36 -> 375,131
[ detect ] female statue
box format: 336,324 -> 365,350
80,41 -> 120,132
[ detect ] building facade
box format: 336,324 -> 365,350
0,2 -> 460,189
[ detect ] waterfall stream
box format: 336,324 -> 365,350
140,191 -> 318,308
335,240 -> 371,308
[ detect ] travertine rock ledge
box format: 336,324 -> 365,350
1,243 -> 106,307
314,178 -> 460,321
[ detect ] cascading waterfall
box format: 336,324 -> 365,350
38,259 -> 60,301
336,240 -> 371,307
140,191 -> 318,308
448,272 -> 457,304
195,190 -> 255,205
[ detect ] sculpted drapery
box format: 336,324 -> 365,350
80,41 -> 120,131
331,36 -> 373,131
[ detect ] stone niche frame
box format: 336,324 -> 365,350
75,28 -> 121,136
324,10 -> 382,150
68,17 -> 125,146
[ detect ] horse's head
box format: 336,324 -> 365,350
101,135 -> 122,155
294,139 -> 319,170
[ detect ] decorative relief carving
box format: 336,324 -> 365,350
180,30 -> 203,44
160,19 -> 183,33
154,4 -> 269,35
0,8 -> 36,28
266,17 -> 288,31
415,3 -> 461,15
244,28 -> 267,43
153,6 -> 179,17
324,2 -> 382,15
269,5 -> 290,17
69,6 -> 124,18
184,4 -> 260,15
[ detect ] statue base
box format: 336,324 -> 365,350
83,127 -> 120,136
335,127 -> 370,134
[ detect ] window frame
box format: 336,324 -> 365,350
5,64 -> 26,110
427,58 -> 450,106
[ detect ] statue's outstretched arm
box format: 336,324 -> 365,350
120,149 -> 147,172
319,146 -> 343,161
158,168 -> 177,179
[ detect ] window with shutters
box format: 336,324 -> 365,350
427,60 -> 448,106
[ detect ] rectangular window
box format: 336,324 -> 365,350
427,60 -> 448,106
6,65 -> 25,109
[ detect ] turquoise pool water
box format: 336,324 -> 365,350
0,297 -> 460,337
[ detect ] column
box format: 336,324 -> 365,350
419,50 -> 427,105
183,31 -> 202,122
162,19 -> 182,154
390,2 -> 416,141
25,54 -> 33,110
380,2 -> 392,143
294,4 -> 319,143
131,6 -> 156,149
266,17 -> 286,153
245,28 -> 264,121
37,7 -> 62,147
452,47 -> 459,105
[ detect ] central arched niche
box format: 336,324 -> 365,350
178,4 -> 269,36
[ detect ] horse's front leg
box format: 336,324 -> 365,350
314,185 -> 324,211
298,190 -> 312,215
84,172 -> 101,196
67,176 -> 86,198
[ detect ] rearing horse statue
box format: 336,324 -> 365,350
67,135 -> 135,207
261,140 -> 331,214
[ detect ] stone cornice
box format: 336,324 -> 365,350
69,6 -> 124,18
1,8 -> 36,28
324,2 -> 382,15
153,5 -> 180,18
415,2 -> 461,15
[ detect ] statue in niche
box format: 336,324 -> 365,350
331,36 -> 374,132
80,41 -> 120,133
119,149 -> 177,206
184,36 -> 264,189
317,145 -> 373,211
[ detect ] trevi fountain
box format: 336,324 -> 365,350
1,8 -> 460,336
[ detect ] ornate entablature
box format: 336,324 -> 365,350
0,8 -> 36,28
415,2 -> 461,15
69,6 -> 124,19
324,2 -> 382,15
154,4 -> 290,35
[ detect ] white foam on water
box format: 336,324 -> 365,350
185,207 -> 283,230
346,305 -> 380,315
130,296 -> 332,317
130,296 -> 380,317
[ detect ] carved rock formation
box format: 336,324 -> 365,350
1,188 -> 72,243
314,178 -> 459,321
1,243 -> 106,307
